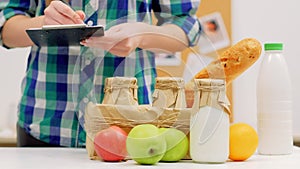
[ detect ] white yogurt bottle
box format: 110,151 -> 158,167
190,79 -> 230,163
257,43 -> 293,155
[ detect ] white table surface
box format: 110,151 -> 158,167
0,147 -> 299,169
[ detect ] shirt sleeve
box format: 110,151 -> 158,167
152,0 -> 202,47
0,0 -> 37,47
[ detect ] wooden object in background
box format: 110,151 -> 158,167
156,0 -> 233,121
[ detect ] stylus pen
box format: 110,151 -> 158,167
58,0 -> 86,24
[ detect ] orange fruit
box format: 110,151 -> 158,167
229,123 -> 259,161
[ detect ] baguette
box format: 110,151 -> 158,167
194,38 -> 262,84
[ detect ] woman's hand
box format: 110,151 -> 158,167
81,22 -> 189,57
81,22 -> 148,57
43,1 -> 85,25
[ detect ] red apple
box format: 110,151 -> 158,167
94,125 -> 128,162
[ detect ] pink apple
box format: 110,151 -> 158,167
94,125 -> 128,162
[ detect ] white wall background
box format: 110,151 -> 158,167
0,0 -> 300,140
232,0 -> 300,139
0,47 -> 29,137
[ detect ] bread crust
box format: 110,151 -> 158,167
194,38 -> 262,84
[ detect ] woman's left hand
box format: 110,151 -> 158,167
81,22 -> 150,57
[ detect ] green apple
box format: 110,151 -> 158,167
126,124 -> 166,165
159,128 -> 189,162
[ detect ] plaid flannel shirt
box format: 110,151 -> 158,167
0,0 -> 201,147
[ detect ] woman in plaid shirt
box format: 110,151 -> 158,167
0,0 -> 201,147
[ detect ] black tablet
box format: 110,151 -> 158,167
26,24 -> 104,47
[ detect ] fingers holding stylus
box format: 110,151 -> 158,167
44,1 -> 85,25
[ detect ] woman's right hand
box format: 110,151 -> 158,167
43,1 -> 85,25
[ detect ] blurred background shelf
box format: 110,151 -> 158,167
0,129 -> 17,147
294,135 -> 300,147
0,137 -> 17,147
